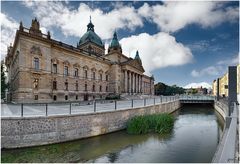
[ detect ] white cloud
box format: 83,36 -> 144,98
184,82 -> 212,89
138,2 -> 239,33
190,54 -> 239,77
0,13 -> 18,60
22,1 -> 239,39
191,66 -> 223,77
120,32 -> 193,75
217,54 -> 239,65
22,1 -> 144,40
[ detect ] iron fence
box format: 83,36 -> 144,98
2,96 -> 180,117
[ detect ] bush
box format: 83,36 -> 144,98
127,113 -> 174,134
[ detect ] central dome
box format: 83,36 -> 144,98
79,18 -> 104,47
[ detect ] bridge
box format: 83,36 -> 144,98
179,95 -> 215,104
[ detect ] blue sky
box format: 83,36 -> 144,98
1,1 -> 239,88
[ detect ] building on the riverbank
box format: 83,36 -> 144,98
5,18 -> 154,103
212,64 -> 240,97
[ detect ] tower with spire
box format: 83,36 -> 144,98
108,31 -> 122,53
77,16 -> 105,56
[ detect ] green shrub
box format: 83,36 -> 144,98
127,113 -> 174,134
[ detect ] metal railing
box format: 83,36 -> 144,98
1,96 -> 179,117
212,102 -> 239,163
179,95 -> 215,100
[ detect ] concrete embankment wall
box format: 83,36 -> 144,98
1,100 -> 181,148
214,102 -> 226,120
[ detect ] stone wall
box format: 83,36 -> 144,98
1,100 -> 181,148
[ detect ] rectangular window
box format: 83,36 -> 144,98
106,86 -> 108,92
53,64 -> 57,74
76,82 -> 78,91
92,72 -> 95,80
65,82 -> 68,90
34,95 -> 38,100
34,58 -> 39,70
74,68 -> 78,77
53,81 -> 57,90
100,85 -> 102,92
64,66 -> 68,76
100,74 -> 102,81
85,70 -> 88,79
106,75 -> 108,81
85,84 -> 87,91
92,85 -> 95,92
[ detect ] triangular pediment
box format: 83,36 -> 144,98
122,59 -> 145,73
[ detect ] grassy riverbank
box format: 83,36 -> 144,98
127,113 -> 174,134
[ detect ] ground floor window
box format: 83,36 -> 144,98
84,94 -> 88,101
34,95 -> 38,100
65,95 -> 68,100
76,95 -> 78,100
53,95 -> 57,101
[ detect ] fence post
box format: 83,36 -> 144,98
115,100 -> 117,110
131,99 -> 133,108
144,99 -> 146,106
21,103 -> 23,117
94,101 -> 96,112
46,104 -> 48,116
70,103 -> 72,115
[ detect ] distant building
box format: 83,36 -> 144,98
5,18 -> 154,103
212,64 -> 240,97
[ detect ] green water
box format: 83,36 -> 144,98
1,104 -> 224,163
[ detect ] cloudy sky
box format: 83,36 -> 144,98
1,1 -> 239,88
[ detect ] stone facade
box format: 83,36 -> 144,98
5,18 -> 154,103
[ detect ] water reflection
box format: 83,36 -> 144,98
1,104 -> 223,163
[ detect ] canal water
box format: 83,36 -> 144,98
1,104 -> 224,163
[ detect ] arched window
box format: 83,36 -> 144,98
64,66 -> 68,76
74,68 -> 78,77
52,64 -> 57,74
53,95 -> 57,101
99,85 -> 102,92
34,58 -> 39,70
100,74 -> 102,81
53,81 -> 57,90
65,95 -> 68,100
85,84 -> 87,91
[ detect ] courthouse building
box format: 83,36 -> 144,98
5,18 -> 154,103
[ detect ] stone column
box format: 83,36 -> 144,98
125,70 -> 128,93
128,71 -> 131,93
136,74 -> 139,93
138,75 -> 140,93
132,73 -> 135,93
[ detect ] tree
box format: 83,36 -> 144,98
1,61 -> 7,99
154,82 -> 185,95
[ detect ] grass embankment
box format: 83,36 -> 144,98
127,113 -> 174,134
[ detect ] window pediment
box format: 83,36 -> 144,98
30,45 -> 42,56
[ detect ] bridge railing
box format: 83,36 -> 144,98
212,102 -> 239,163
179,95 -> 215,100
